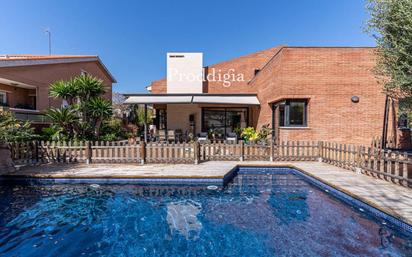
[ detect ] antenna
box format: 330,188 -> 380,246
44,29 -> 51,55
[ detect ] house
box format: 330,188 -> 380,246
125,46 -> 405,148
0,54 -> 115,123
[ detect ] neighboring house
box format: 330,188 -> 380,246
124,46 -> 403,147
0,54 -> 115,123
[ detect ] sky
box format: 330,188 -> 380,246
0,0 -> 375,93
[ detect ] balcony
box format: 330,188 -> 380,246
1,106 -> 50,123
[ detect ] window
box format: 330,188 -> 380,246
398,98 -> 412,128
202,108 -> 248,137
0,91 -> 7,106
276,100 -> 307,127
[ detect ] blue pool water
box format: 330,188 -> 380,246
0,168 -> 411,257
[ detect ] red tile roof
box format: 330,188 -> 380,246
0,54 -> 97,60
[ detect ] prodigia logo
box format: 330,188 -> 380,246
168,68 -> 245,87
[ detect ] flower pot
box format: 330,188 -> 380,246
0,143 -> 15,174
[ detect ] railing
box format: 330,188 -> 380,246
7,140 -> 412,188
146,142 -> 195,163
10,108 -> 50,123
275,141 -> 319,161
320,142 -> 412,187
9,141 -> 38,165
200,142 -> 243,161
91,141 -> 140,163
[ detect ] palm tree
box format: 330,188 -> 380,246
45,107 -> 79,138
75,74 -> 106,102
87,97 -> 112,138
47,74 -> 112,140
49,79 -> 78,105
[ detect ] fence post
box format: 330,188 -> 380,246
355,146 -> 363,174
193,141 -> 200,164
270,139 -> 274,162
34,141 -> 39,164
140,141 -> 146,164
240,140 -> 244,161
86,141 -> 92,164
402,152 -> 408,187
318,141 -> 323,162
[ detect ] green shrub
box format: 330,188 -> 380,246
0,111 -> 38,143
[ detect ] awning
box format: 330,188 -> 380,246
123,94 -> 260,105
124,95 -> 192,104
192,95 -> 259,105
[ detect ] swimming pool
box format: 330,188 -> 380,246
0,167 -> 411,256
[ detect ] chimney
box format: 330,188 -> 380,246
167,53 -> 203,93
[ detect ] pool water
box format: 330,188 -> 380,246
0,168 -> 411,257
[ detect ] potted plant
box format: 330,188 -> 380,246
257,124 -> 272,145
241,127 -> 259,144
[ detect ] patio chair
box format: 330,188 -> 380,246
226,132 -> 238,144
197,132 -> 208,143
167,130 -> 176,143
158,130 -> 166,142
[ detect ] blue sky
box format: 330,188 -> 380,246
0,0 -> 374,93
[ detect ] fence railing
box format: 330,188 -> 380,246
320,142 -> 412,187
7,140 -> 412,188
146,142 -> 195,163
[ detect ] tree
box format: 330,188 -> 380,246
49,79 -> 78,105
366,0 -> 412,118
87,97 -> 113,137
45,107 -> 79,139
112,92 -> 131,118
47,74 -> 113,140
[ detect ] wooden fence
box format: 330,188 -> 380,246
146,142 -> 195,163
320,142 -> 412,187
7,140 -> 412,188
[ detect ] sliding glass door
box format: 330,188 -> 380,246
201,107 -> 248,137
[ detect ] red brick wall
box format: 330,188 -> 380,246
150,46 -> 389,146
0,61 -> 113,111
150,47 -> 282,94
251,47 -> 386,145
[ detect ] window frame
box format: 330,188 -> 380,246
201,107 -> 249,136
0,91 -> 7,105
275,99 -> 308,127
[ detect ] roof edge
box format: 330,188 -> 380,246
0,56 -> 116,83
123,93 -> 258,97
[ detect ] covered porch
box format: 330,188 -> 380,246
124,93 -> 260,142
0,77 -> 48,123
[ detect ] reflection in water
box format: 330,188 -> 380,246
167,200 -> 202,240
0,171 -> 411,256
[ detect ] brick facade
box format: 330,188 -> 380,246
0,59 -> 114,111
150,46 -> 393,146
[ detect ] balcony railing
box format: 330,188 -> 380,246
9,107 -> 50,123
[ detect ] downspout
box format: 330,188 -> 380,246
382,95 -> 390,149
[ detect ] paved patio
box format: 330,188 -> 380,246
2,161 -> 412,225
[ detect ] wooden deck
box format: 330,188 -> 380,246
2,161 -> 412,225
